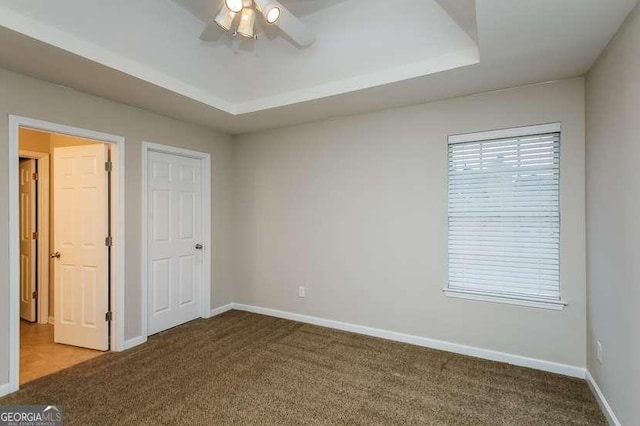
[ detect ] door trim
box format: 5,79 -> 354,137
7,115 -> 127,395
141,142 -> 212,339
18,150 -> 50,325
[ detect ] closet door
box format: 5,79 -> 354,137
147,151 -> 203,335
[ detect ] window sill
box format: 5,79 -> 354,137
443,288 -> 567,311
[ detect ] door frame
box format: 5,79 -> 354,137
141,141 -> 212,339
18,150 -> 50,325
8,115 -> 127,394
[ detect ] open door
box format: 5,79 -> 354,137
53,144 -> 110,351
19,158 -> 37,322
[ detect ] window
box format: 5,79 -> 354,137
445,123 -> 565,310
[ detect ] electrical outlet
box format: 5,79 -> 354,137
596,341 -> 603,364
298,286 -> 306,298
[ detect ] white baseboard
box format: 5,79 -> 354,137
122,336 -> 147,351
122,305 -> 233,351
209,303 -> 235,318
586,370 -> 620,426
0,382 -> 12,398
48,316 -> 54,325
3,303 -> 595,404
232,303 -> 586,379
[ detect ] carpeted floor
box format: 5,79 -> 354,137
1,310 -> 605,425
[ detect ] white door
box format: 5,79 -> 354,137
19,158 -> 37,322
53,144 -> 109,351
147,151 -> 203,335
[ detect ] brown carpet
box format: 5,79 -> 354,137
1,310 -> 605,425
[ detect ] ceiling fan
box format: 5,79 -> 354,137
211,0 -> 315,47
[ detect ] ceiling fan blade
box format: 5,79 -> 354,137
277,6 -> 315,47
255,0 -> 315,47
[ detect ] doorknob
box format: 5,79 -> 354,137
50,251 -> 61,259
195,244 -> 203,250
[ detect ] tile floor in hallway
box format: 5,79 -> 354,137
20,320 -> 105,384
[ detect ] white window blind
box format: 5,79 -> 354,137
446,128 -> 562,308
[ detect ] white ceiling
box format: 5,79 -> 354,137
0,0 -> 636,134
0,0 -> 479,112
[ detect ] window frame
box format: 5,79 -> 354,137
444,123 -> 567,310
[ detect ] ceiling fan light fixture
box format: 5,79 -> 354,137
237,8 -> 257,38
254,0 -> 280,24
214,7 -> 237,31
265,6 -> 280,24
207,0 -> 315,47
225,0 -> 244,13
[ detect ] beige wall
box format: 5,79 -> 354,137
586,3 -> 640,425
1,68 -> 235,385
233,78 -> 587,368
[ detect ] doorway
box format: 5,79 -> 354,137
8,116 -> 126,393
18,129 -> 109,383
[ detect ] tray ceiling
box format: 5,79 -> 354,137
0,0 -> 479,114
0,0 -> 636,133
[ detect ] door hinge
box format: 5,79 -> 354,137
32,231 -> 39,240
32,172 -> 39,181
32,291 -> 38,299
105,236 -> 113,247
105,161 -> 113,172
105,311 -> 113,322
